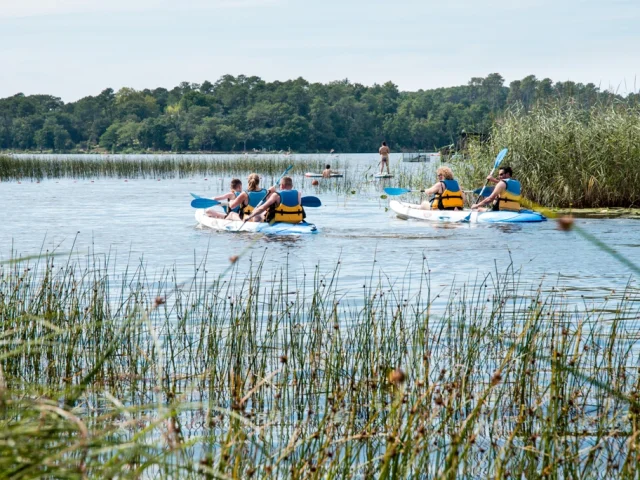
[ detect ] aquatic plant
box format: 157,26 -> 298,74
1,249 -> 639,478
456,102 -> 640,208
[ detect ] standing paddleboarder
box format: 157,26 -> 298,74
379,141 -> 390,175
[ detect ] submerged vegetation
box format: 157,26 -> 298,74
458,103 -> 640,208
1,249 -> 640,478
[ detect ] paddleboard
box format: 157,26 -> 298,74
305,172 -> 344,178
374,173 -> 394,179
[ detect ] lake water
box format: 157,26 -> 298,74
1,153 -> 639,308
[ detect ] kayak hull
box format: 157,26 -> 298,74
389,201 -> 546,224
195,210 -> 319,234
374,173 -> 394,178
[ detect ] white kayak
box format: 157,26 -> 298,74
389,200 -> 546,223
195,210 -> 319,235
305,172 -> 344,178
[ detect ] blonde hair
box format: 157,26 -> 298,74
247,173 -> 261,191
281,176 -> 293,188
436,166 -> 454,180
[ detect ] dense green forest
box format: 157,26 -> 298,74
0,74 -> 637,153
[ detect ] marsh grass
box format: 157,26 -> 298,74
1,248 -> 640,478
455,102 -> 640,208
0,154 -> 335,181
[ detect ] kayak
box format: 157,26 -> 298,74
389,200 -> 546,223
374,173 -> 394,178
195,210 -> 319,234
305,172 -> 344,178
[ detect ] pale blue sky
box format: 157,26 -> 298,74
1,0 -> 638,101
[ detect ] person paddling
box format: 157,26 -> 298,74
421,166 -> 465,210
205,178 -> 243,219
322,164 -> 332,178
249,176 -> 305,224
379,141 -> 391,174
206,173 -> 266,221
471,166 -> 521,211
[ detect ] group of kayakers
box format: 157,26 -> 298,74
419,165 -> 521,212
205,173 -> 305,224
204,143 -> 521,225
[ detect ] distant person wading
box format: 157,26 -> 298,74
379,141 -> 390,174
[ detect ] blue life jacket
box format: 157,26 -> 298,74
241,189 -> 267,217
224,191 -> 242,214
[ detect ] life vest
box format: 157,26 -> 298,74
495,179 -> 521,212
431,180 -> 464,210
268,190 -> 305,224
240,189 -> 267,217
223,191 -> 241,214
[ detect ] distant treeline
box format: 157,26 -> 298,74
1,74 -> 637,153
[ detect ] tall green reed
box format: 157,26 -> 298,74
1,249 -> 639,478
455,102 -> 640,208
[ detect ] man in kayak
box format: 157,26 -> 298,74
322,164 -> 332,178
421,166 -> 465,210
205,178 -> 242,219
379,141 -> 390,174
249,176 -> 305,224
471,166 -> 522,212
206,173 -> 267,221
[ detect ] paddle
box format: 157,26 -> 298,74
192,195 -> 321,209
463,148 -> 508,222
230,165 -> 293,231
472,186 -> 494,196
474,148 -> 508,204
191,198 -> 222,208
384,187 -> 415,196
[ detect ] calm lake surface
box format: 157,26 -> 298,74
1,153 -> 639,307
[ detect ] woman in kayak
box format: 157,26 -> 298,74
206,173 -> 267,221
421,166 -> 465,210
205,178 -> 242,218
471,166 -> 521,212
249,176 -> 304,224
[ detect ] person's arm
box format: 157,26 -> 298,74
213,192 -> 234,202
228,192 -> 247,210
472,181 -> 505,208
251,192 -> 279,217
486,175 -> 499,184
423,182 -> 443,196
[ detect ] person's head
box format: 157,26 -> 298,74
498,166 -> 513,179
382,141 -> 387,147
247,173 -> 260,191
230,178 -> 242,191
325,164 -> 330,169
436,166 -> 454,181
280,176 -> 294,190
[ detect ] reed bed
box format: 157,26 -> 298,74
1,250 -> 640,478
0,154 -> 332,181
455,103 -> 640,208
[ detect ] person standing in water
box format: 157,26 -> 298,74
379,141 -> 390,174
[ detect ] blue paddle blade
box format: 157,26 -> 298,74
301,196 -> 322,207
384,187 -> 411,196
494,148 -> 508,168
191,198 -> 220,208
190,193 -> 202,199
473,186 -> 494,196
